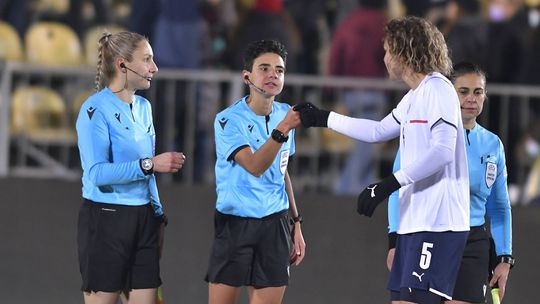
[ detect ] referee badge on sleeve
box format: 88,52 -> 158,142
485,162 -> 497,188
279,150 -> 290,175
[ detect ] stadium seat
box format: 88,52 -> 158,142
0,21 -> 23,61
11,86 -> 75,143
84,25 -> 125,66
71,89 -> 93,124
33,0 -> 69,14
25,22 -> 82,65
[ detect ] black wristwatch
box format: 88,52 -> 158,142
271,129 -> 289,143
499,255 -> 515,269
140,158 -> 154,175
290,214 -> 303,225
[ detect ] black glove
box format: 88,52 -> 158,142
293,102 -> 330,128
357,175 -> 401,217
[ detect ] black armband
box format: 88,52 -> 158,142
157,214 -> 168,226
388,232 -> 397,250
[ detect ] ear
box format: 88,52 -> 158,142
116,58 -> 126,73
242,71 -> 250,84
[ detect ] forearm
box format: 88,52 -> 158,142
285,171 -> 300,217
87,160 -> 146,186
394,122 -> 456,186
327,112 -> 399,143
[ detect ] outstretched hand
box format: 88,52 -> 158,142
293,102 -> 330,128
357,175 -> 401,217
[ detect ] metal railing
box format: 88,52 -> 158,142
1,61 -> 539,200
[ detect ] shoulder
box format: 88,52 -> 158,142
477,124 -> 504,147
423,73 -> 454,91
273,100 -> 292,112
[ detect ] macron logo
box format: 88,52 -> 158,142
367,185 -> 377,198
87,107 -> 96,119
412,271 -> 425,282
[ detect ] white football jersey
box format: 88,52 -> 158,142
393,73 -> 470,234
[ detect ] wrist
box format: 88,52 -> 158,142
271,129 -> 289,143
498,255 -> 515,269
290,214 -> 303,225
140,158 -> 154,175
388,232 -> 397,249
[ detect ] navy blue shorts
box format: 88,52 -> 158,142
388,230 -> 468,300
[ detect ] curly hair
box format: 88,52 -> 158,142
243,39 -> 288,71
384,16 -> 452,76
95,31 -> 147,91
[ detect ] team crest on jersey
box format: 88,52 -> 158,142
279,150 -> 289,175
219,117 -> 228,130
485,162 -> 497,188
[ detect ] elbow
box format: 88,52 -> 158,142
247,168 -> 264,177
87,165 -> 106,186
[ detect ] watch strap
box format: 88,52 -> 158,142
271,129 -> 288,143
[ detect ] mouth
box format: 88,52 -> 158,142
264,81 -> 278,88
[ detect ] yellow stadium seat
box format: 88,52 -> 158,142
71,89 -> 93,124
25,22 -> 82,65
84,25 -> 125,66
33,0 -> 70,14
0,21 -> 23,61
11,86 -> 75,143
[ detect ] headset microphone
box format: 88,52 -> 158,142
120,63 -> 152,81
244,75 -> 266,95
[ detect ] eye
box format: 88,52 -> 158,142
260,66 -> 268,72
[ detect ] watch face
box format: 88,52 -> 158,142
142,158 -> 153,170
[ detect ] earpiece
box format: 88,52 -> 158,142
120,63 -> 126,68
244,75 -> 266,94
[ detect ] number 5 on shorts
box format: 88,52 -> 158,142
419,242 -> 434,269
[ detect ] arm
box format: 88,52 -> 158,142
328,111 -> 401,143
285,170 -> 305,266
234,109 -> 300,176
357,120 -> 457,217
486,140 -> 513,300
77,111 -> 146,186
394,120 -> 456,186
387,151 -> 400,271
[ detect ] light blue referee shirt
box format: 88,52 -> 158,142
214,96 -> 295,218
76,87 -> 163,216
388,124 -> 512,255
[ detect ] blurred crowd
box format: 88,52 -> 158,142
1,0 -> 540,203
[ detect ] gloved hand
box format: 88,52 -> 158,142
357,175 -> 401,217
293,102 -> 330,128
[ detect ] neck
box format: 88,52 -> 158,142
247,94 -> 273,116
109,78 -> 134,104
403,70 -> 427,90
463,119 -> 476,130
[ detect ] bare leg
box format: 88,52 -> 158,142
209,283 -> 241,304
127,288 -> 158,304
247,286 -> 286,304
83,291 -> 120,304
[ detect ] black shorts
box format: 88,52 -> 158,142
78,200 -> 162,292
452,226 -> 490,302
206,210 -> 292,287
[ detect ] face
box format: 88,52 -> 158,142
383,41 -> 404,81
245,52 -> 285,96
124,40 -> 158,90
454,72 -> 486,122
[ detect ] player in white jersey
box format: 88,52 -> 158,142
295,16 -> 470,303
